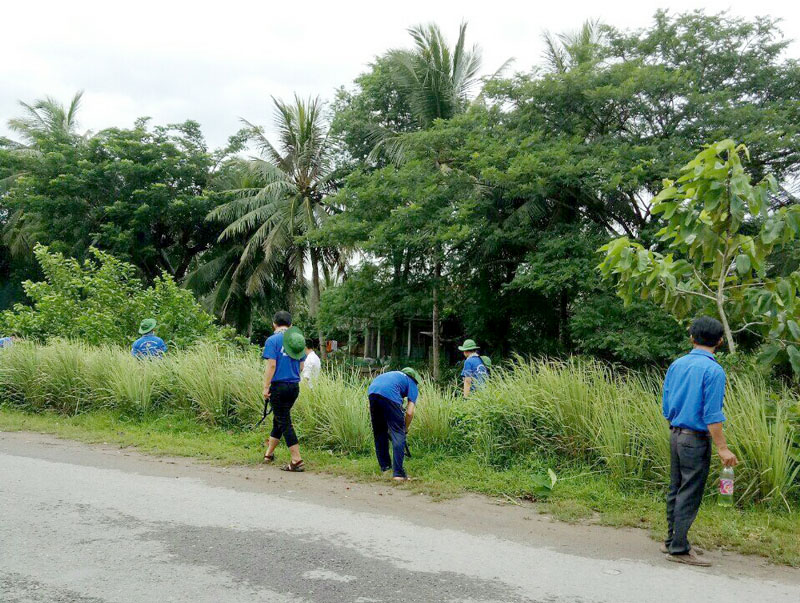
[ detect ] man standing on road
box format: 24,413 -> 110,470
459,339 -> 488,398
367,368 -> 420,481
662,316 -> 738,567
301,338 -> 321,387
131,318 -> 167,358
262,311 -> 307,472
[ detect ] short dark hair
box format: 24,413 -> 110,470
273,311 -> 292,327
690,316 -> 724,347
305,338 -> 316,349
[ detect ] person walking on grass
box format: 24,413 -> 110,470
131,318 -> 167,358
301,338 -> 321,387
662,316 -> 738,567
459,339 -> 488,398
262,311 -> 307,472
368,368 -> 421,481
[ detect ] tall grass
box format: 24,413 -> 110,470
1,341 -> 797,506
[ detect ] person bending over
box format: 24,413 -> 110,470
367,368 -> 421,481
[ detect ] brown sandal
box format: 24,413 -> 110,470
263,453 -> 275,464
281,459 -> 305,472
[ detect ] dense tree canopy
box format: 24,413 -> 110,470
2,10 -> 799,370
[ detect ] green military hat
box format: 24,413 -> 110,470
282,326 -> 306,360
401,367 -> 422,384
458,339 -> 480,351
138,318 -> 157,335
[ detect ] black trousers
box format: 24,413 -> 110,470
368,393 -> 407,478
270,382 -> 300,448
666,429 -> 712,554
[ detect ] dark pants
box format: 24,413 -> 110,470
270,382 -> 300,448
666,428 -> 712,554
369,393 -> 407,478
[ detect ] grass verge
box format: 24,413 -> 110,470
2,407 -> 798,566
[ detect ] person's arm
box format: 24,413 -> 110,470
463,377 -> 472,398
708,422 -> 738,466
263,359 -> 276,398
405,401 -> 416,432
703,367 -> 737,465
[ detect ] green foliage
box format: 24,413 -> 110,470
0,245 -> 230,347
1,117 -> 225,286
600,140 -> 800,372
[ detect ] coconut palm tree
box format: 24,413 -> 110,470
378,22 -> 490,378
388,23 -> 482,127
206,95 -> 337,351
542,20 -> 605,74
7,91 -> 86,145
2,91 -> 87,258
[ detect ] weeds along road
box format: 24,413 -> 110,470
2,432 -> 799,603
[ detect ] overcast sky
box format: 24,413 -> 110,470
2,0 -> 799,150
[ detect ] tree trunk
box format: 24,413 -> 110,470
716,277 -> 735,353
716,248 -> 736,353
310,249 -> 326,360
559,290 -> 570,349
432,259 -> 441,381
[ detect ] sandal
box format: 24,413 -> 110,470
263,453 -> 275,464
281,459 -> 305,472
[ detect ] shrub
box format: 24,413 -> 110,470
0,245 -> 233,348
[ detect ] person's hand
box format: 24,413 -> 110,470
263,387 -> 271,400
718,447 -> 738,467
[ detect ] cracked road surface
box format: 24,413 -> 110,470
1,432 -> 798,602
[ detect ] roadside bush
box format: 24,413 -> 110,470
0,245 -> 234,348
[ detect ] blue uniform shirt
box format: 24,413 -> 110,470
0,337 -> 14,348
131,334 -> 167,358
262,331 -> 306,383
461,355 -> 488,390
368,371 -> 419,405
662,349 -> 726,433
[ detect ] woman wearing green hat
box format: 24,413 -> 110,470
458,339 -> 488,398
261,310 -> 307,472
131,318 -> 167,358
367,367 -> 421,481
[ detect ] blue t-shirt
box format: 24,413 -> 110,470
0,337 -> 14,348
262,331 -> 307,383
461,355 -> 488,390
662,349 -> 726,433
131,334 -> 167,358
368,371 -> 419,405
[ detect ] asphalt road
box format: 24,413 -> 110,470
1,432 -> 799,603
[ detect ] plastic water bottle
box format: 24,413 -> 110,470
718,466 -> 734,507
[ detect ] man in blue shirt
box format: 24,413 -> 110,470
367,368 -> 421,480
261,311 -> 307,472
458,339 -> 488,398
131,319 -> 167,358
0,336 -> 16,349
661,316 -> 738,567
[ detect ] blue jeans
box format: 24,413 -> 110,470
368,394 -> 407,478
